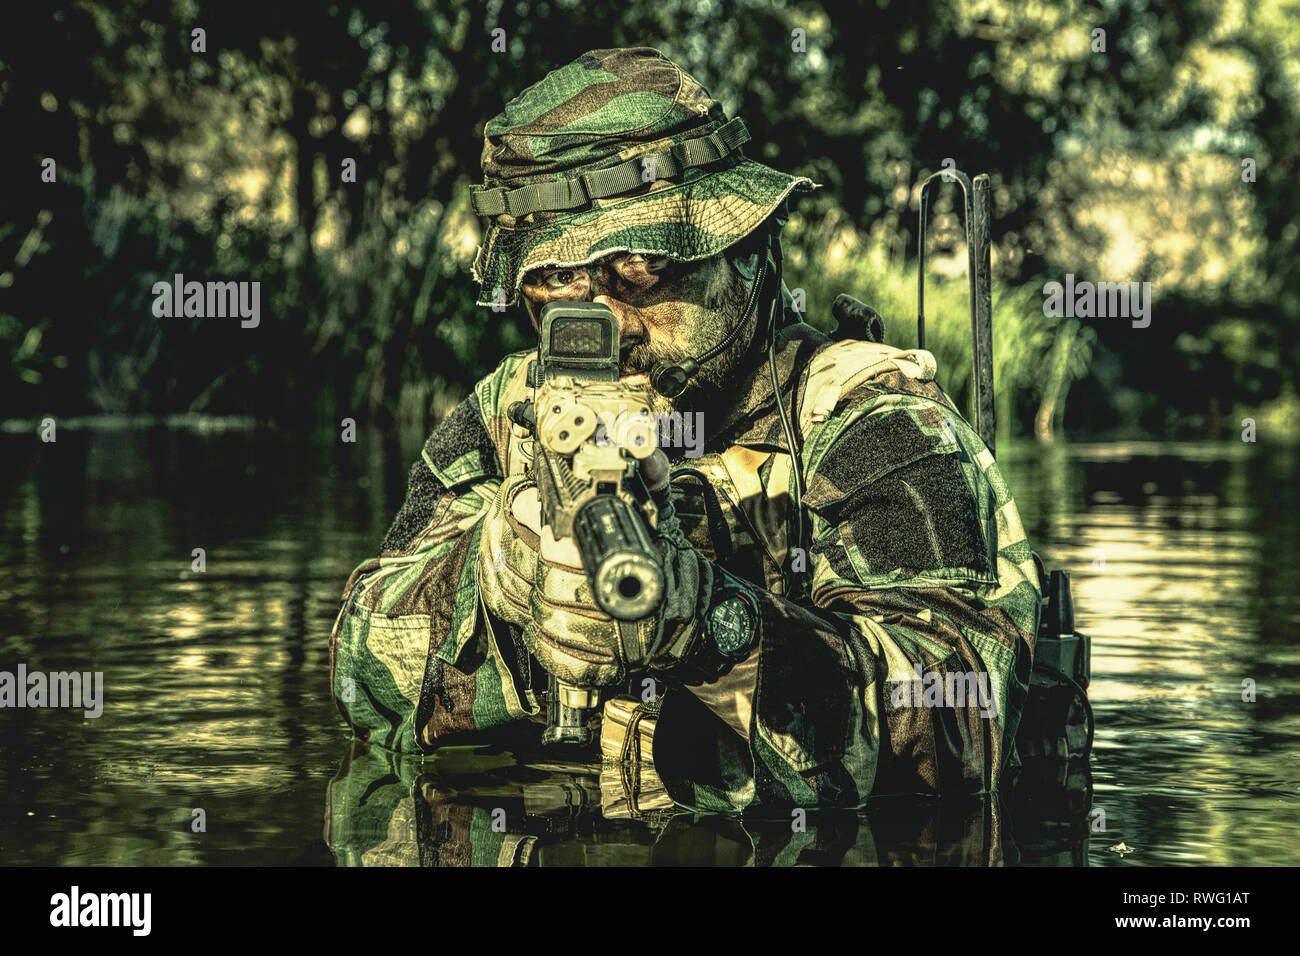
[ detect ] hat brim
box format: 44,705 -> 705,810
472,158 -> 819,307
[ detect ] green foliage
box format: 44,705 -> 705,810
1,0 -> 1296,439
784,210 -> 1073,434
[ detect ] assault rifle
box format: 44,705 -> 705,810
507,301 -> 664,746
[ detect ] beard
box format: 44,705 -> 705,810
619,254 -> 760,425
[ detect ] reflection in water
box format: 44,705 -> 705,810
324,740 -> 1090,866
1004,440 -> 1300,866
0,426 -> 1296,865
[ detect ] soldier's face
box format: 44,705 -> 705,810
519,252 -> 755,413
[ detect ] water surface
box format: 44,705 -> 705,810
1,425 -> 1296,865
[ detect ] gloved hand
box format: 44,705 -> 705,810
477,449 -> 714,689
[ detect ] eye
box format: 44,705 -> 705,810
541,268 -> 586,290
632,254 -> 672,272
614,254 -> 674,282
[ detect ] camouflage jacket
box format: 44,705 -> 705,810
329,322 -> 1041,811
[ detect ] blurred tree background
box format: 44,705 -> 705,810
2,0 -> 1297,443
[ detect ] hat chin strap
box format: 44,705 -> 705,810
649,227 -> 780,398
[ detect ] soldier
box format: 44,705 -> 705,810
329,47 -> 1042,811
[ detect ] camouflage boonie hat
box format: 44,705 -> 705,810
469,47 -> 819,307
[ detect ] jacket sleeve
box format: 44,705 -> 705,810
329,357 -> 541,754
655,383 -> 1041,811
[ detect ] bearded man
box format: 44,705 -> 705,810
329,47 -> 1042,811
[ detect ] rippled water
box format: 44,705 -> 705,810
1010,441 -> 1300,866
1,425 -> 1296,865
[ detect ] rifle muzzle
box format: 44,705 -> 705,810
572,494 -> 664,621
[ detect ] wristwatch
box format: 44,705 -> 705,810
669,573 -> 760,685
707,587 -> 759,659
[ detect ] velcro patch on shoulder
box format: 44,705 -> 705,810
808,401 -> 958,503
381,459 -> 450,556
808,407 -> 992,584
422,397 -> 502,487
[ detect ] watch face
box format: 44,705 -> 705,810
710,597 -> 754,656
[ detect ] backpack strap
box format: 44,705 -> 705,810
798,340 -> 939,438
